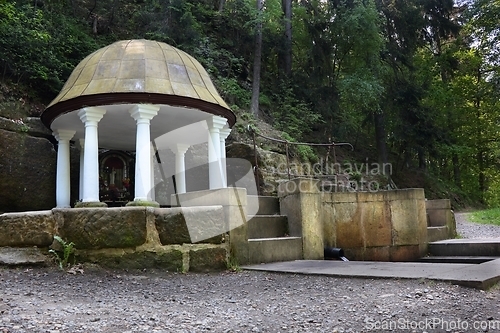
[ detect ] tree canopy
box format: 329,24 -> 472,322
1,0 -> 499,206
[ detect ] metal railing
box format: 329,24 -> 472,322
248,125 -> 354,192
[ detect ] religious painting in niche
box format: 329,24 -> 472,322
99,152 -> 133,204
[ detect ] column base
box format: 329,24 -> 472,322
75,201 -> 108,208
126,200 -> 160,208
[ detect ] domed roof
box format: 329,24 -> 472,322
42,39 -> 235,127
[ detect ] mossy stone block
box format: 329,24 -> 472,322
189,247 -> 227,272
54,207 -> 147,249
82,250 -> 184,271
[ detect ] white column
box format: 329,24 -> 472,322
219,127 -> 231,188
53,130 -> 76,208
207,116 -> 227,189
173,144 -> 190,194
78,107 -> 106,203
78,139 -> 84,201
150,146 -> 155,201
130,105 -> 159,202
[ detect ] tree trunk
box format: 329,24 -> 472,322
417,147 -> 426,170
250,0 -> 264,118
452,153 -> 461,188
219,0 -> 225,12
282,0 -> 292,77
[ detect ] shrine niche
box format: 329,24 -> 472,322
99,151 -> 134,205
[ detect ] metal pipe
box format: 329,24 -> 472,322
324,247 -> 349,261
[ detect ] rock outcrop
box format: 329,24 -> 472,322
0,129 -> 57,212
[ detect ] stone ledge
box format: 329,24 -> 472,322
0,247 -> 47,266
79,249 -> 184,271
154,206 -> 225,245
53,207 -> 147,249
0,211 -> 55,247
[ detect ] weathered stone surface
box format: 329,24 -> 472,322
0,116 -> 22,133
0,247 -> 47,265
154,207 -> 225,245
362,201 -> 391,247
81,250 -> 184,271
227,142 -> 300,196
155,208 -> 190,244
177,188 -> 249,264
189,247 -> 227,272
334,203 -> 364,248
24,117 -> 53,138
0,211 -> 55,246
54,207 -> 147,249
390,196 -> 427,246
0,129 -> 57,212
390,245 -> 422,262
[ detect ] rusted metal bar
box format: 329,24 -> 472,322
253,131 -> 354,150
250,126 -> 261,195
285,141 -> 290,180
247,125 -> 353,184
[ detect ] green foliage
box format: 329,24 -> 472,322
0,1 -> 98,99
281,132 -> 318,162
216,77 -> 251,110
49,235 -> 76,270
469,209 -> 500,226
0,0 -> 499,207
233,111 -> 257,135
226,255 -> 241,272
271,83 -> 322,140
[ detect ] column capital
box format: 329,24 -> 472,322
53,129 -> 76,142
78,138 -> 85,149
219,127 -> 231,141
170,143 -> 191,154
78,107 -> 106,123
207,116 -> 227,131
129,104 -> 160,122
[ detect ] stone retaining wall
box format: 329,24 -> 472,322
0,206 -> 228,271
279,178 -> 428,262
426,199 -> 456,239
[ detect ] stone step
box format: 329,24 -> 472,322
427,226 -> 450,243
419,256 -> 500,264
428,239 -> 500,257
248,237 -> 302,264
0,247 -> 47,266
247,215 -> 288,239
247,195 -> 280,216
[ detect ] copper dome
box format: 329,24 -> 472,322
42,39 -> 235,128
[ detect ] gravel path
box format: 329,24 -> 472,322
1,216 -> 500,333
0,266 -> 499,333
455,212 -> 500,239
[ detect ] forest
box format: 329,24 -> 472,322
0,0 -> 499,207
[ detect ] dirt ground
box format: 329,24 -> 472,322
0,264 -> 499,333
1,212 -> 499,333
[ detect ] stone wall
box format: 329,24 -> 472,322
426,199 -> 456,239
0,117 -> 80,213
0,206 -> 228,271
279,178 -> 428,262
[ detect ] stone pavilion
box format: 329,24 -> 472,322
41,39 -> 236,208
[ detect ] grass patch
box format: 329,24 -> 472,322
469,208 -> 500,226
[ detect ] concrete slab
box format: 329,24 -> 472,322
431,238 -> 500,244
428,238 -> 500,256
242,259 -> 500,290
419,256 -> 500,264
